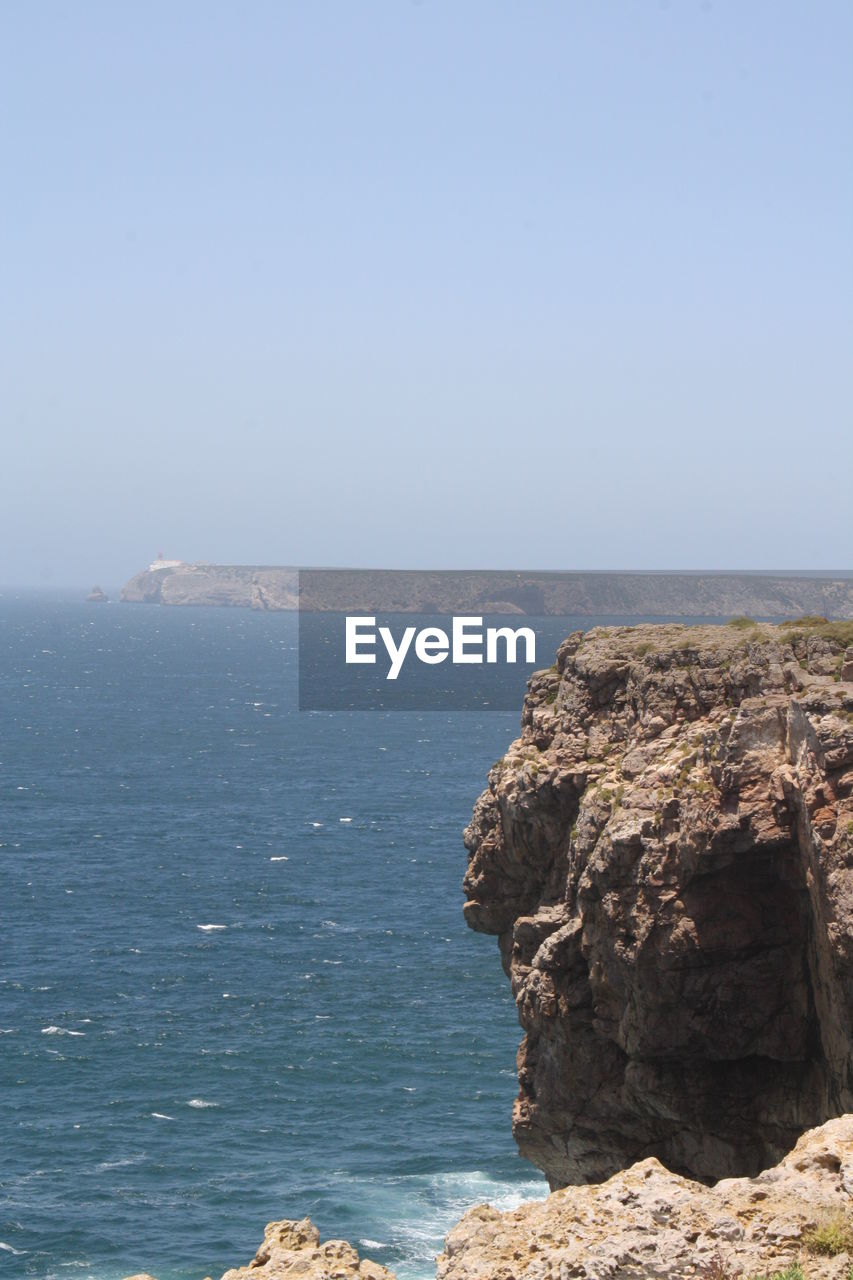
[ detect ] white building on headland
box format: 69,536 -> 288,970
149,550 -> 186,571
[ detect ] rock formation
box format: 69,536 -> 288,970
121,564 -> 298,609
437,1114 -> 853,1279
463,620 -> 853,1187
122,1217 -> 393,1280
218,1218 -> 393,1279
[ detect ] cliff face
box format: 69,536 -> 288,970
121,565 -> 298,609
463,620 -> 853,1187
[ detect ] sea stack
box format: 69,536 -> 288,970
86,585 -> 109,602
463,619 -> 853,1187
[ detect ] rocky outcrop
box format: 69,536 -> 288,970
122,1217 -> 393,1280
86,584 -> 108,602
218,1218 -> 393,1279
120,566 -> 853,617
463,620 -> 853,1187
438,1114 -> 853,1279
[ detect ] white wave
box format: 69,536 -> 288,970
41,1026 -> 85,1037
339,816 -> 352,822
196,924 -> 227,932
359,1238 -> 387,1249
151,1112 -> 174,1121
326,1167 -> 547,1277
0,1242 -> 26,1256
96,1156 -> 145,1171
269,855 -> 289,861
187,1098 -> 219,1108
310,822 -> 324,827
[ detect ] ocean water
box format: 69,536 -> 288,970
1,596 -> 551,1280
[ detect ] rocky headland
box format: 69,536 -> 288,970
124,619 -> 853,1279
120,566 -> 853,618
121,563 -> 299,609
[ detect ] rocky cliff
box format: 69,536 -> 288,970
463,619 -> 853,1189
121,564 -> 298,609
120,566 -> 853,617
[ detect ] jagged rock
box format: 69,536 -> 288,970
463,621 -> 853,1187
218,1216 -> 393,1279
121,1218 -> 393,1280
437,1115 -> 853,1279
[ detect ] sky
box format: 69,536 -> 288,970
1,1 -> 851,588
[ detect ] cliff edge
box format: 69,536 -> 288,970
464,619 -> 853,1187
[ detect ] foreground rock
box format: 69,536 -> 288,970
218,1217 -> 393,1279
438,1114 -> 853,1279
464,620 -> 853,1186
122,1217 -> 393,1280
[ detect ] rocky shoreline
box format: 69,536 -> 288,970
123,1116 -> 853,1278
119,565 -> 853,618
123,619 -> 853,1279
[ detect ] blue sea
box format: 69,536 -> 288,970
1,595 -> 555,1280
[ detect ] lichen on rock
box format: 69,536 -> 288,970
463,620 -> 853,1187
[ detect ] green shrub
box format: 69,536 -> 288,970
781,617 -> 853,648
803,1210 -> 853,1256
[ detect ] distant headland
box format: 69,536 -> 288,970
120,561 -> 853,617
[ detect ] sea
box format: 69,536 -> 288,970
0,596 -> 715,1280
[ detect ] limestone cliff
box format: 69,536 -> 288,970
120,566 -> 853,617
463,619 -> 853,1188
121,564 -> 298,609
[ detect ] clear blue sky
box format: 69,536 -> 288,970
1,1 -> 850,586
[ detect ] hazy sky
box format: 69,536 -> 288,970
2,2 -> 851,587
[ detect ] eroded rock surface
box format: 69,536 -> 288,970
463,621 -> 853,1186
218,1217 -> 393,1279
437,1114 -> 853,1279
122,1217 -> 394,1280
